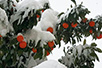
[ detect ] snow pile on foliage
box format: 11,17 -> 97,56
33,60 -> 67,68
0,8 -> 13,36
58,4 -> 89,23
37,9 -> 59,34
27,57 -> 47,68
24,9 -> 58,46
36,0 -> 49,7
24,27 -> 55,46
11,0 -> 49,24
59,43 -> 101,68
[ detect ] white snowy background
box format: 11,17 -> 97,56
47,0 -> 102,68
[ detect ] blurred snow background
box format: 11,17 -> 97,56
47,0 -> 102,68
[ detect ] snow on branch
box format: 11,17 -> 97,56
0,8 -> 13,36
59,43 -> 102,68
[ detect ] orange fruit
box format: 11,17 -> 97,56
32,48 -> 37,53
46,51 -> 50,56
36,14 -> 40,18
89,29 -> 93,33
51,48 -> 54,51
19,41 -> 27,48
47,27 -> 53,33
89,21 -> 95,27
82,18 -> 87,23
97,34 -> 102,39
17,35 -> 24,42
42,10 -> 44,12
48,41 -> 54,48
0,35 -> 2,37
62,23 -> 69,28
13,4 -> 16,7
71,22 -> 77,28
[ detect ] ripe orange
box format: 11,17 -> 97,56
13,4 -> 16,7
89,21 -> 95,27
71,22 -> 77,28
97,34 -> 102,39
51,48 -> 54,51
47,27 -> 53,33
89,29 -> 93,33
42,10 -> 44,12
0,35 -> 2,37
48,41 -> 54,48
82,18 -> 87,23
19,41 -> 27,48
17,35 -> 24,42
46,51 -> 50,56
62,23 -> 69,28
32,48 -> 37,53
36,14 -> 40,18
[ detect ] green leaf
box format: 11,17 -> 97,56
83,39 -> 86,45
17,50 -> 23,56
90,52 -> 99,61
94,48 -> 102,53
34,47 -> 43,59
58,12 -> 64,17
36,40 -> 41,48
71,0 -> 76,5
91,43 -> 97,47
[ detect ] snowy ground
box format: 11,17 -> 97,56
33,60 -> 67,68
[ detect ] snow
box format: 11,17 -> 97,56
23,9 -> 59,47
24,26 -> 55,47
11,0 -> 48,24
36,0 -> 49,7
37,9 -> 59,34
27,57 -> 47,68
11,0 -> 42,24
76,44 -> 83,55
33,60 -> 67,68
59,44 -> 98,67
0,0 -> 6,4
0,8 -> 13,36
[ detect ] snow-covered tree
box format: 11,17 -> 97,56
0,0 -> 102,68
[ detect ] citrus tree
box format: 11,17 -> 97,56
0,0 -> 102,68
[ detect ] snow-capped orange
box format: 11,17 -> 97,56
48,41 -> 54,48
47,27 -> 53,33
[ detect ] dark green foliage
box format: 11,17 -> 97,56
59,42 -> 102,68
56,3 -> 102,46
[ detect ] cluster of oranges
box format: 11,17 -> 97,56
32,41 -> 54,56
82,19 -> 102,39
17,35 -> 38,53
17,35 -> 27,48
46,27 -> 55,56
36,10 -> 44,18
82,18 -> 95,34
62,22 -> 77,29
45,41 -> 54,56
62,18 -> 102,39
